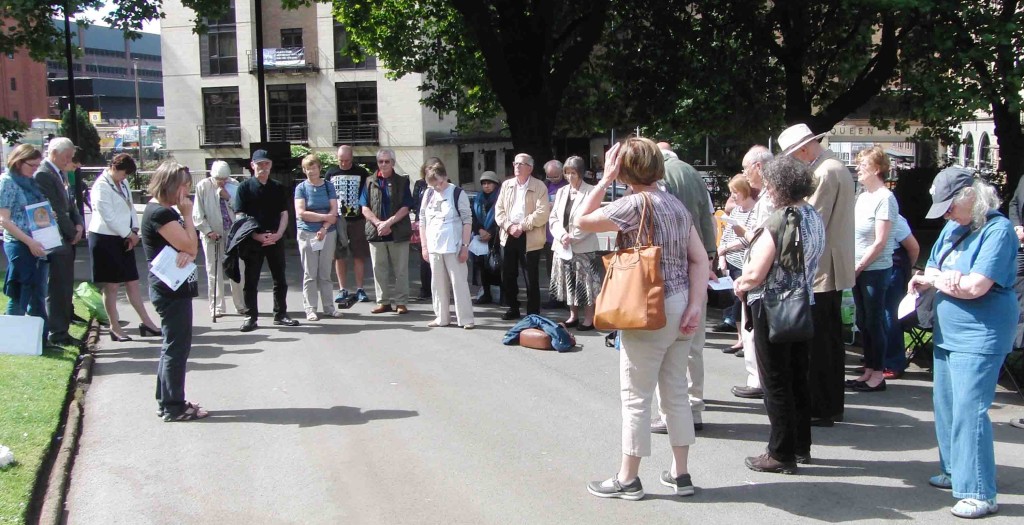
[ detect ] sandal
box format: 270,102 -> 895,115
163,402 -> 209,422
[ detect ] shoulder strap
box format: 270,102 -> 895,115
453,187 -> 462,218
937,228 -> 972,269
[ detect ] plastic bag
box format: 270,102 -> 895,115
74,282 -> 108,324
840,289 -> 855,326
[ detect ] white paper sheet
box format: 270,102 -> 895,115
897,292 -> 917,320
150,245 -> 197,291
708,276 -> 734,290
25,201 -> 62,251
468,235 -> 490,256
552,240 -> 573,261
310,236 -> 325,252
719,215 -> 739,226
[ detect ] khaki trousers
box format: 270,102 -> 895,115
201,234 -> 244,316
620,292 -> 695,457
369,241 -> 410,306
429,252 -> 474,326
298,229 -> 337,314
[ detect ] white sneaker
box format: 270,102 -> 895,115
328,310 -> 344,318
306,312 -> 319,321
951,498 -> 997,518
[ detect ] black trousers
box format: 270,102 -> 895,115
751,299 -> 811,462
808,290 -> 845,419
240,239 -> 288,319
151,289 -> 192,414
501,234 -> 540,314
46,245 -> 75,339
419,254 -> 432,297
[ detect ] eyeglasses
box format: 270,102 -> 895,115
24,162 -> 41,169
377,159 -> 393,164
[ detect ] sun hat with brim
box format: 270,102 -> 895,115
778,123 -> 828,156
926,167 -> 975,219
479,171 -> 501,184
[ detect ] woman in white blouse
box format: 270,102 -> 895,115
88,153 -> 160,341
418,159 -> 475,329
548,156 -> 601,330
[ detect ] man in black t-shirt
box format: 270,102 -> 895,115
232,149 -> 300,331
326,145 -> 372,304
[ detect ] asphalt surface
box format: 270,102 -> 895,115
61,245 -> 1024,524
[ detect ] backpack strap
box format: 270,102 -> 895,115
423,185 -> 462,218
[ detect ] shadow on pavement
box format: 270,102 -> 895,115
203,405 -> 419,427
93,359 -> 238,376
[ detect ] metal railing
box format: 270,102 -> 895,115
332,122 -> 379,145
197,125 -> 242,147
246,47 -> 322,73
268,122 -> 308,143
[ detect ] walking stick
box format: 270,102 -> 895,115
211,237 -> 219,324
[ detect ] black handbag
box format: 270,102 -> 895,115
486,235 -> 503,273
754,207 -> 814,343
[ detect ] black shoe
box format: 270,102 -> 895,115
809,417 -> 834,427
473,295 -> 493,305
48,334 -> 80,346
722,344 -> 742,354
659,471 -> 695,496
745,453 -> 797,474
108,331 -> 133,342
337,295 -> 359,310
139,323 -> 161,337
795,452 -> 812,465
273,315 -> 300,327
586,476 -> 644,500
853,380 -> 886,392
731,386 -> 764,399
564,319 -> 579,328
577,324 -> 595,332
501,309 -> 521,321
735,349 -> 745,357
712,322 -> 737,333
844,379 -> 865,389
240,318 -> 258,332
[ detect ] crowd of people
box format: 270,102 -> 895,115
2,127 -> 1023,518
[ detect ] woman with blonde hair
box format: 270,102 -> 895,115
0,144 -> 52,345
418,159 -> 475,328
715,174 -> 757,351
294,154 -> 342,320
140,161 -> 205,421
577,138 -> 708,499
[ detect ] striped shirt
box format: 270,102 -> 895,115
603,190 -> 692,297
721,205 -> 755,269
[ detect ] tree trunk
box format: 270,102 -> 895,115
506,107 -> 555,176
992,101 -> 1024,202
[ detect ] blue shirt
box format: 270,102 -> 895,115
0,172 -> 45,243
358,174 -> 414,242
294,180 -> 338,232
928,213 -> 1019,355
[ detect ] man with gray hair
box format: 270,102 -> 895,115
495,153 -> 550,319
360,148 -> 415,314
728,145 -> 774,400
193,160 -> 244,318
34,137 -> 84,345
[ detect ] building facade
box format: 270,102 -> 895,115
0,45 -> 49,125
46,20 -> 163,121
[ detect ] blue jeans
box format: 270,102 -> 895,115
853,268 -> 891,370
723,263 -> 742,325
3,240 -> 49,342
932,346 -> 1003,500
884,262 -> 911,372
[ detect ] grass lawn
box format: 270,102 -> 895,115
0,293 -> 91,525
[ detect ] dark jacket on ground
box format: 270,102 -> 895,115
224,216 -> 261,283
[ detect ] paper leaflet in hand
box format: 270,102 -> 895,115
150,245 -> 197,291
468,235 -> 489,256
552,240 -> 573,261
709,276 -> 734,290
24,201 -> 62,251
719,215 -> 739,226
310,236 -> 325,252
897,292 -> 917,320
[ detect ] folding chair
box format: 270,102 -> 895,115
901,310 -> 933,370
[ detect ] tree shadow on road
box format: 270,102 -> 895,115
202,405 -> 419,427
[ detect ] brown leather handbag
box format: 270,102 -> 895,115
594,193 -> 666,331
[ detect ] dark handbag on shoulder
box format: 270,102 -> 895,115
486,234 -> 503,273
749,207 -> 813,343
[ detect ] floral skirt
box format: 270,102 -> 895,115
549,251 -> 604,307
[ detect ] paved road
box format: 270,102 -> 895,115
63,247 -> 1024,524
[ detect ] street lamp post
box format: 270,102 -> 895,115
134,60 -> 143,175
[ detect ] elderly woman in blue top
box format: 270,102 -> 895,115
0,144 -> 50,344
908,168 -> 1018,519
294,154 -> 342,321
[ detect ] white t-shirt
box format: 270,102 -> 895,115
854,187 -> 898,271
421,185 -> 470,254
511,179 -> 529,224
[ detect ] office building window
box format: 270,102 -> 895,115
202,86 -> 241,145
10,78 -> 15,91
268,84 -> 307,141
281,28 -> 303,49
484,150 -> 496,172
335,81 -> 377,143
200,4 -> 237,76
333,22 -> 376,70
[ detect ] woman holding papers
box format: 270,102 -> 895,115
0,144 -> 52,345
716,174 -> 757,351
293,154 -> 341,321
87,153 -> 161,341
140,161 -> 205,422
548,156 -> 601,331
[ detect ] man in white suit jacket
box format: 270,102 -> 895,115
193,161 -> 245,318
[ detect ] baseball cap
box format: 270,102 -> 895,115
252,149 -> 271,163
926,167 -> 974,219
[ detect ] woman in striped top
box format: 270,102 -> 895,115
716,175 -> 757,351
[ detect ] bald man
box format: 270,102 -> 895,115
326,145 -> 372,304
